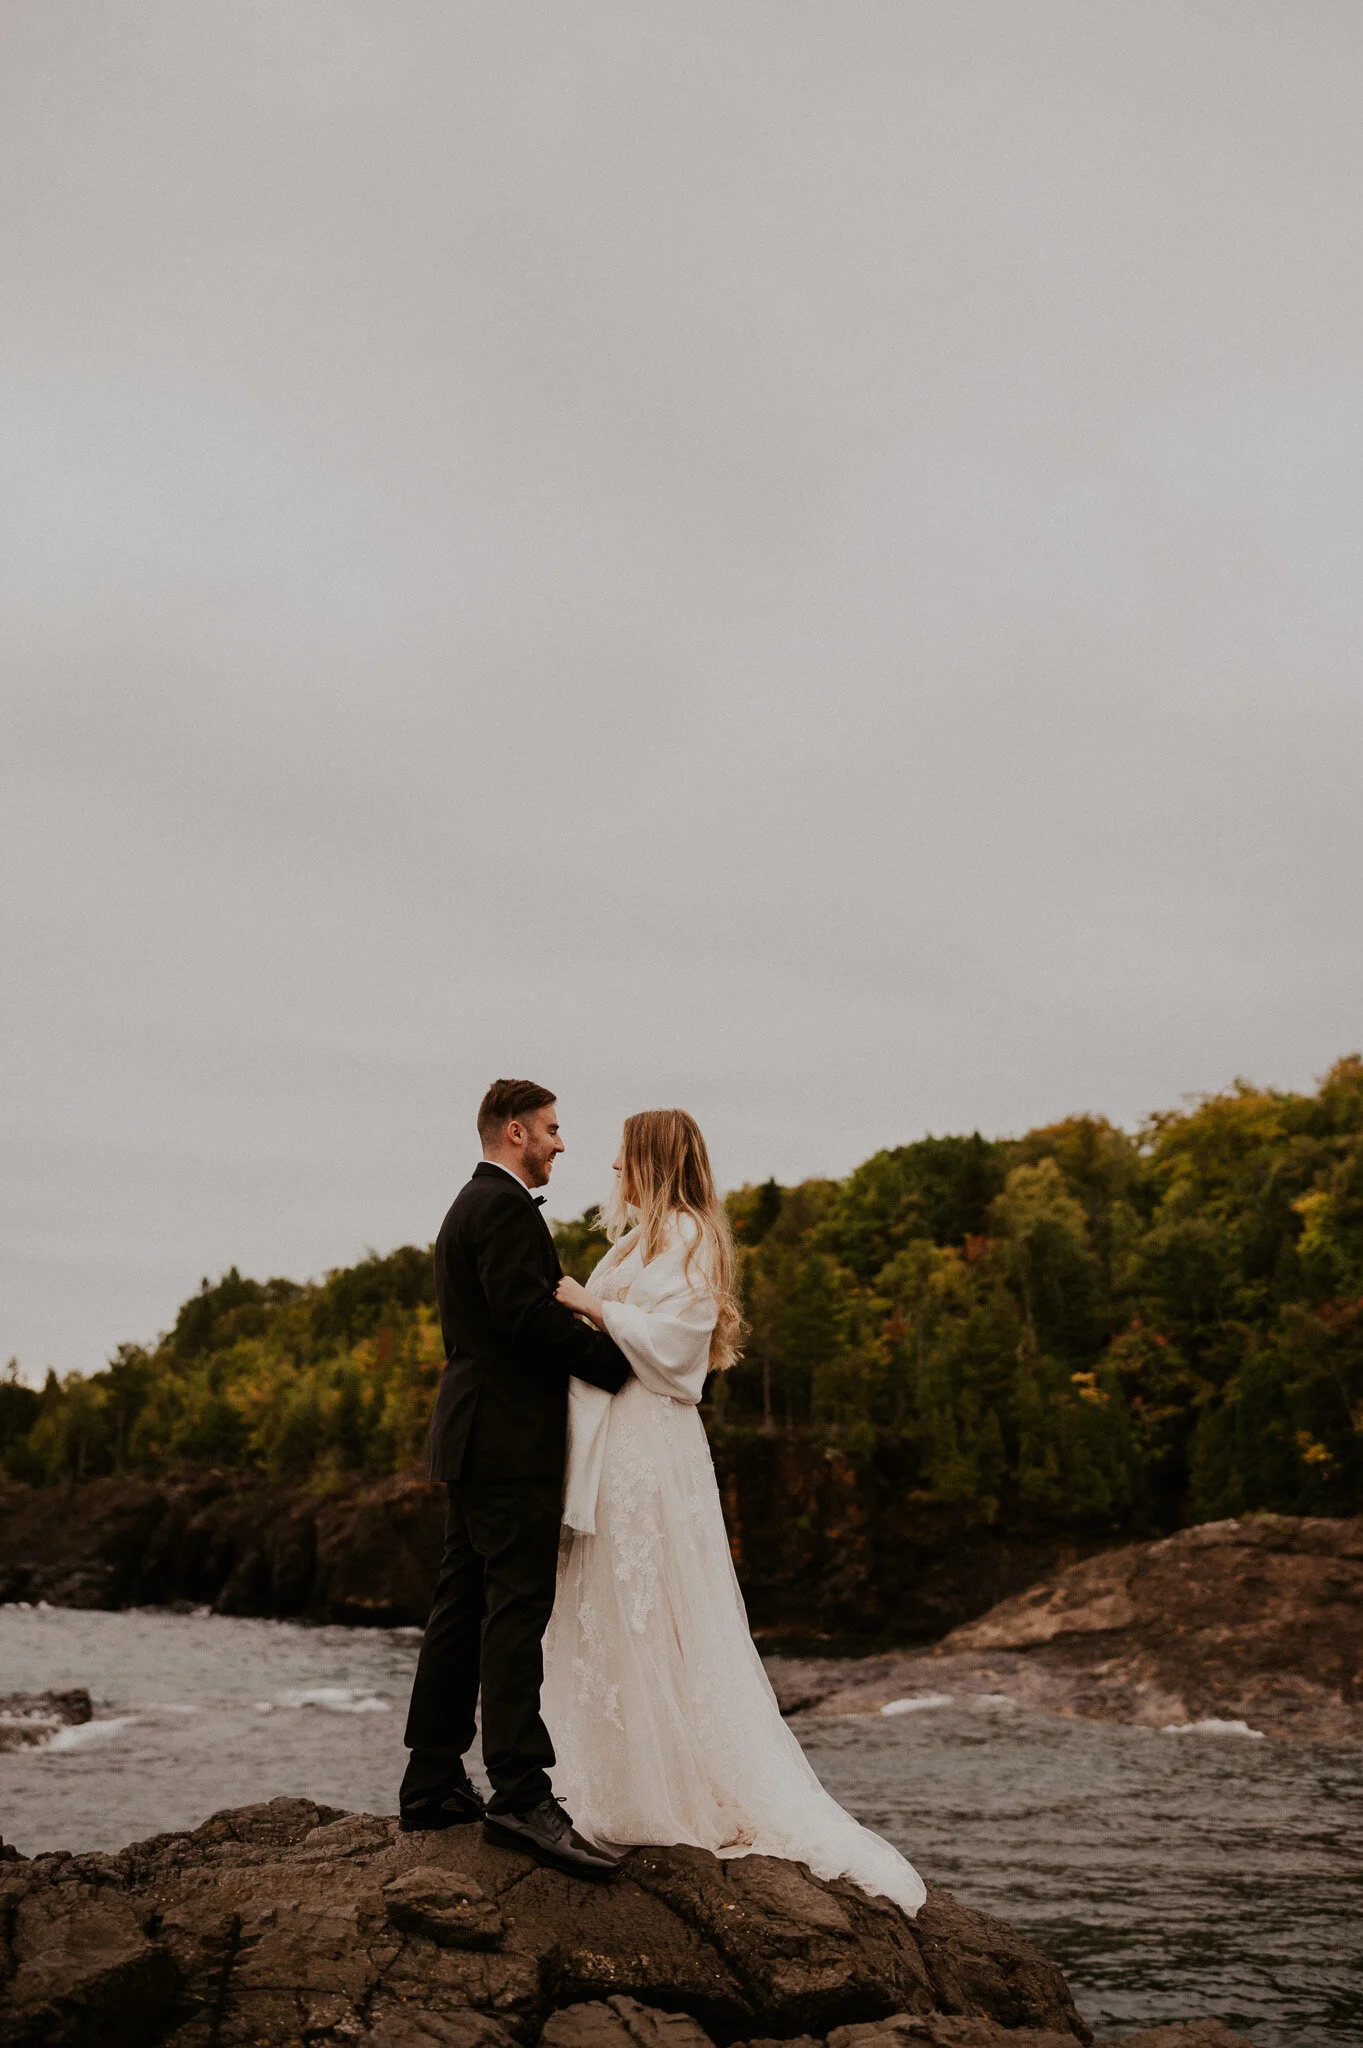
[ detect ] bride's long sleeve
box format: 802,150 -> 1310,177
599,1229 -> 717,1405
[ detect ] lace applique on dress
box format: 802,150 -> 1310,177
603,1398 -> 664,1635
571,1595 -> 623,1729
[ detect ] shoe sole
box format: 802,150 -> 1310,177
481,1817 -> 619,1882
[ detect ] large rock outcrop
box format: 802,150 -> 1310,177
0,1797 -> 1092,2048
766,1514 -> 1363,1741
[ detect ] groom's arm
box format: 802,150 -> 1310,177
474,1193 -> 630,1395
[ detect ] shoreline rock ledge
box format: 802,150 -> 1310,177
0,1798 -> 1249,2048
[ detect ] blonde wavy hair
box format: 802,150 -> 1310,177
601,1108 -> 744,1374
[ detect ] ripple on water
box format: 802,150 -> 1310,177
795,1703 -> 1363,2047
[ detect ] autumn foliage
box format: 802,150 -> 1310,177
4,1058 -> 1361,1532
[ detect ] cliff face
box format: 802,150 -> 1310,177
709,1436 -> 1124,1642
0,1439 -> 1123,1641
0,1472 -> 445,1627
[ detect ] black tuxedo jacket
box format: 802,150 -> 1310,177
427,1161 -> 631,1484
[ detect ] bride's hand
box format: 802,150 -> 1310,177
556,1275 -> 605,1327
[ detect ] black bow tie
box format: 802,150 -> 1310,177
533,1195 -> 546,1207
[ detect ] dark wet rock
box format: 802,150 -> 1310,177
0,1689 -> 92,1753
768,1513 -> 1363,1742
0,1796 -> 1091,2048
0,1876 -> 178,2047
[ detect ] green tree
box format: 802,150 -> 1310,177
992,1159 -> 1105,1361
552,1209 -> 611,1283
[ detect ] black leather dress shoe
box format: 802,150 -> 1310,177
482,1797 -> 620,1881
399,1775 -> 487,1832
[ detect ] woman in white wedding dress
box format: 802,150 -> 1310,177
543,1109 -> 925,1917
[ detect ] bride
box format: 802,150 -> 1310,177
545,1108 -> 925,1917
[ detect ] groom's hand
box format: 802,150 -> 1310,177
555,1275 -> 604,1328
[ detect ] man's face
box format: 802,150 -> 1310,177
517,1103 -> 565,1188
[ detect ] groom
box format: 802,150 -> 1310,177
400,1078 -> 630,1880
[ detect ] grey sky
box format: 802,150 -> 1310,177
4,2 -> 1361,1382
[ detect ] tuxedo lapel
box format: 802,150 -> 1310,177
470,1160 -> 559,1275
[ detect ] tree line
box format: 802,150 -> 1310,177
4,1058 -> 1360,1531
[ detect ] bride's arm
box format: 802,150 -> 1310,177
555,1274 -> 608,1327
589,1235 -> 717,1404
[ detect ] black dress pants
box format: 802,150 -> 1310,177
402,1474 -> 563,1815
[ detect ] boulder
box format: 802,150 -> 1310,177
0,1690 -> 93,1753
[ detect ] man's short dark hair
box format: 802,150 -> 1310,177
477,1078 -> 556,1144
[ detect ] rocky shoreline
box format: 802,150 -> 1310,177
0,1455 -> 1122,1642
0,1796 -> 1253,2048
766,1514 -> 1363,1743
3,1474 -> 1356,1744
3,1515 -> 1342,2042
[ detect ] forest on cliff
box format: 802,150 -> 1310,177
4,1058 -> 1361,1534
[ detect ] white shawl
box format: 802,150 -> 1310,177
563,1214 -> 718,1534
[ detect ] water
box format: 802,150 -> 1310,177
2,1606 -> 1359,2047
796,1707 -> 1362,2047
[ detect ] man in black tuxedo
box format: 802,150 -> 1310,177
400,1078 -> 630,1880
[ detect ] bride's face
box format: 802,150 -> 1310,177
612,1141 -> 630,1204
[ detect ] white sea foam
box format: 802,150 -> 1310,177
45,1716 -> 140,1751
1160,1718 -> 1266,1739
880,1694 -> 954,1715
256,1688 -> 390,1714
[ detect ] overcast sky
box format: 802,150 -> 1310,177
4,2 -> 1361,1381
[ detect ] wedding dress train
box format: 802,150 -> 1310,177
541,1216 -> 925,1917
